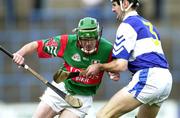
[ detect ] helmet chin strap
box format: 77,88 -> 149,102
78,40 -> 98,55
118,0 -> 133,21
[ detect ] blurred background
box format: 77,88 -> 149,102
0,0 -> 180,117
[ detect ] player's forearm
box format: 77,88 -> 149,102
99,59 -> 127,72
16,41 -> 38,56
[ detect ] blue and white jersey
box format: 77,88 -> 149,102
112,11 -> 169,73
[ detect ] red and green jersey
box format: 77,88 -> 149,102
37,34 -> 113,95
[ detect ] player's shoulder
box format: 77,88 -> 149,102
123,15 -> 144,28
64,34 -> 77,42
99,37 -> 113,46
64,34 -> 76,40
67,34 -> 77,38
121,15 -> 148,34
99,37 -> 113,51
124,15 -> 140,23
58,34 -> 77,46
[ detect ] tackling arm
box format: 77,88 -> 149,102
99,59 -> 128,72
85,59 -> 128,76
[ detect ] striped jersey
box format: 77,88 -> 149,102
112,11 -> 168,73
36,34 -> 113,95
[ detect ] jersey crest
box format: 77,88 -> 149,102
71,53 -> 81,62
45,38 -> 58,47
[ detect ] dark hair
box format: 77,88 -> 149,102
111,0 -> 140,8
128,0 -> 140,8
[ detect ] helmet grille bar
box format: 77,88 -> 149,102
80,27 -> 97,30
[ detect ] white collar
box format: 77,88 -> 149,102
123,11 -> 138,21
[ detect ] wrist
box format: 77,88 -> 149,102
17,52 -> 24,56
16,50 -> 25,56
99,63 -> 104,71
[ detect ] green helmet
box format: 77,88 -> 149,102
77,17 -> 100,40
75,17 -> 102,54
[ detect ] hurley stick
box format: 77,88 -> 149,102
0,45 -> 82,108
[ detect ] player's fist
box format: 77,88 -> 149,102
108,72 -> 120,81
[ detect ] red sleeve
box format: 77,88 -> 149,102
57,34 -> 68,57
37,40 -> 52,58
107,49 -> 113,62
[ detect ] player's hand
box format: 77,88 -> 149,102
12,53 -> 24,66
108,72 -> 120,81
85,63 -> 101,77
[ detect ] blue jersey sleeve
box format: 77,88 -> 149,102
112,23 -> 137,60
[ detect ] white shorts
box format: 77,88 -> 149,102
40,81 -> 93,118
125,67 -> 172,106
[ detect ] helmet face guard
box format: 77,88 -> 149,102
75,17 -> 101,55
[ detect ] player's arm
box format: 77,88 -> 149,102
85,59 -> 128,76
99,58 -> 128,72
12,41 -> 38,65
15,41 -> 38,56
